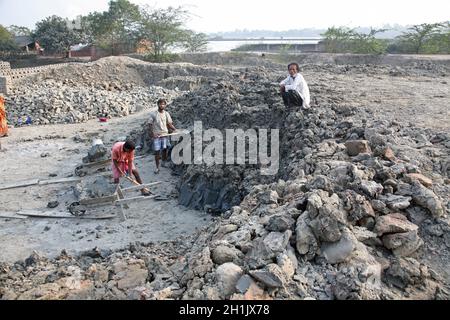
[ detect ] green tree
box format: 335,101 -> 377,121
322,26 -> 388,54
86,0 -> 141,54
33,15 -> 82,53
64,16 -> 94,45
427,21 -> 450,53
82,12 -> 107,44
396,22 -> 445,54
0,25 -> 18,51
321,26 -> 354,52
350,28 -> 388,54
139,6 -> 191,60
183,31 -> 208,52
7,25 -> 32,37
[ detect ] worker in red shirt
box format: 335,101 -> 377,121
111,140 -> 150,196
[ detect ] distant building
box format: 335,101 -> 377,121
69,44 -> 93,57
296,41 -> 326,52
234,41 -> 326,53
70,41 -> 148,60
14,36 -> 43,54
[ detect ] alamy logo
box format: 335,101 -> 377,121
66,16 -> 82,30
171,121 -> 279,175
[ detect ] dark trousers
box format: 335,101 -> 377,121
281,89 -> 303,107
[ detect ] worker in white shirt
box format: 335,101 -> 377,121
149,98 -> 177,174
279,62 -> 310,109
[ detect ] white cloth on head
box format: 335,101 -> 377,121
280,73 -> 310,109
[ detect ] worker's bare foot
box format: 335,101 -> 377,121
141,189 -> 152,196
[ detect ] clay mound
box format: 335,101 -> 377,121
17,56 -> 149,89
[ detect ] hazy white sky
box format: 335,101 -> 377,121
0,0 -> 449,32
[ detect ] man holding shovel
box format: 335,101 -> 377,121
111,139 -> 151,196
149,98 -> 177,174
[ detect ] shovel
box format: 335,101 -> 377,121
119,170 -> 152,195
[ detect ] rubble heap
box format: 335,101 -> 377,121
1,59 -> 449,300
5,81 -> 175,125
169,66 -> 450,299
4,56 -> 232,126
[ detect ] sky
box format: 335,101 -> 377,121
0,0 -> 449,33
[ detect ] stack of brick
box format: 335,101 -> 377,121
0,61 -> 12,95
0,61 -> 73,94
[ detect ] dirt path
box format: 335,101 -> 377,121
307,71 -> 450,131
0,110 -> 212,263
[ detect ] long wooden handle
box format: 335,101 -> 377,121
123,175 -> 151,193
158,130 -> 189,137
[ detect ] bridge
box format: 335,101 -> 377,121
208,37 -> 323,41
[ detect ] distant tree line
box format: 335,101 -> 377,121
1,2 -> 449,59
210,25 -> 408,39
322,22 -> 450,54
0,0 -> 209,61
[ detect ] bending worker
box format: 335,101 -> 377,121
111,139 -> 150,196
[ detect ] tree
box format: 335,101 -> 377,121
426,21 -> 450,53
64,16 -> 93,45
350,28 -> 389,54
86,0 -> 141,54
183,31 -> 208,53
139,6 -> 191,60
7,25 -> 32,37
322,26 -> 388,54
396,22 -> 444,54
33,15 -> 82,53
82,12 -> 107,44
322,26 -> 354,53
0,25 -> 18,51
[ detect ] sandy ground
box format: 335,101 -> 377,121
0,109 -> 212,263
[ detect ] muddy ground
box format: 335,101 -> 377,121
0,110 -> 212,263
